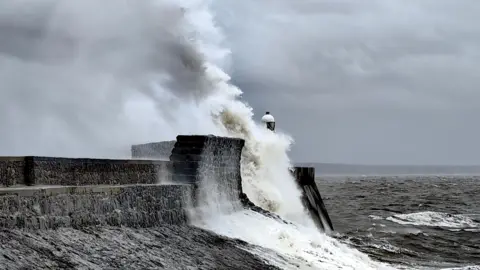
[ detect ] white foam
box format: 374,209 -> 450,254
369,215 -> 383,220
193,210 -> 392,270
386,211 -> 480,229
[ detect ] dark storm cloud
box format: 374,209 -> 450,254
213,0 -> 480,165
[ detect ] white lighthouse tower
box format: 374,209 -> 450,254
261,111 -> 275,131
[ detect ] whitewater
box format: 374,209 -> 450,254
0,0 -> 392,269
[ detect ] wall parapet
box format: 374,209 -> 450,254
1,157 -> 170,187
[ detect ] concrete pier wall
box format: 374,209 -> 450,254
0,135 -> 247,230
0,184 -> 192,229
170,135 -> 244,206
1,135 -> 333,233
0,157 -> 25,186
0,157 -> 171,187
133,138 -> 335,232
0,155 -> 192,229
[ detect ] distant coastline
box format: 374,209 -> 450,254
295,162 -> 480,176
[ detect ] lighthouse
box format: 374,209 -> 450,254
261,111 -> 275,131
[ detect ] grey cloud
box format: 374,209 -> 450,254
2,0 -> 480,165
0,0 -> 216,157
214,0 -> 480,164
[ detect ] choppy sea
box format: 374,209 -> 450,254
318,175 -> 480,270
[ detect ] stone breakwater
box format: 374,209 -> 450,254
0,156 -> 170,186
0,135 -> 282,269
132,139 -> 335,233
0,135 -> 333,232
0,135 -> 246,229
0,184 -> 192,230
0,134 -> 332,269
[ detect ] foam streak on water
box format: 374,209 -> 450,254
386,211 -> 480,229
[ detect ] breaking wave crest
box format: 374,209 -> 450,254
0,0 -> 390,269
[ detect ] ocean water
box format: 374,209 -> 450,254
318,175 -> 480,270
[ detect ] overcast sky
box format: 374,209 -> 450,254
0,0 -> 224,158
212,0 -> 480,165
1,1 -> 480,165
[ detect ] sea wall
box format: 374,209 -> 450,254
133,139 -> 334,232
0,157 -> 25,186
0,157 -> 171,187
0,155 -> 192,229
0,184 -> 192,229
0,135 -> 246,230
1,135 -> 333,233
170,135 -> 244,206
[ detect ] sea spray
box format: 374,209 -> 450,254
208,99 -> 309,225
179,2 -> 400,269
1,0 -> 392,268
195,210 -> 393,269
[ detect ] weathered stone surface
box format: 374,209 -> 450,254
131,140 -> 176,159
0,135 -> 298,269
0,184 -> 193,230
0,135 -> 250,231
0,136 -> 336,235
0,226 -> 280,270
28,157 -> 171,186
130,136 -> 245,196
131,137 -> 336,234
1,157 -> 174,187
169,135 -> 245,209
0,157 -> 25,187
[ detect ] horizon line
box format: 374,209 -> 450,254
294,162 -> 480,167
